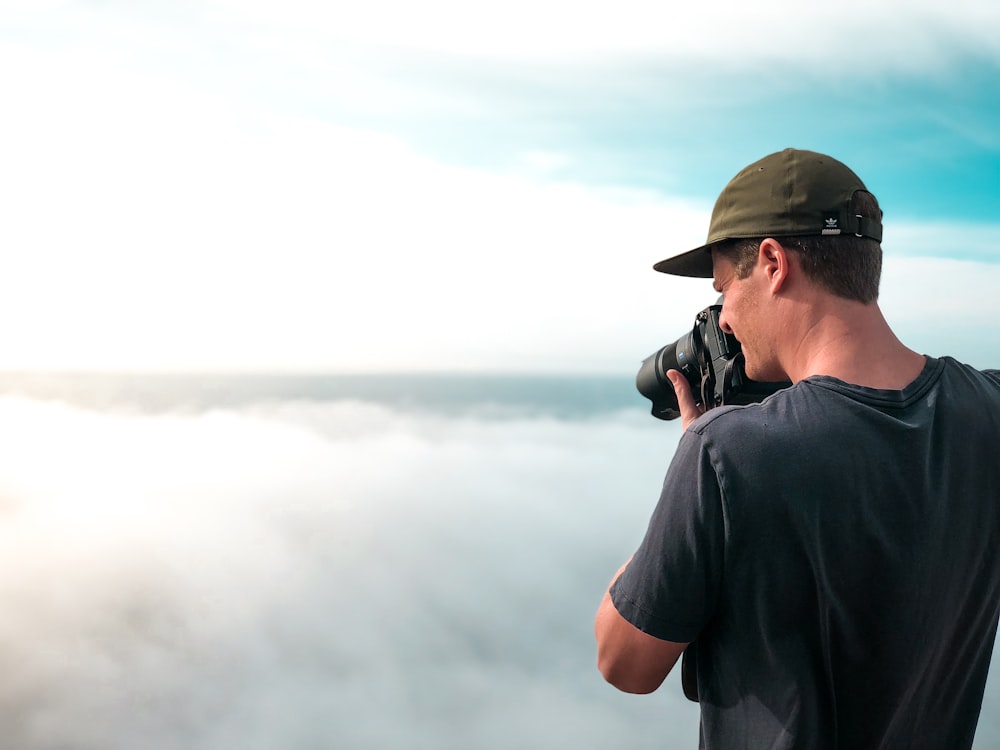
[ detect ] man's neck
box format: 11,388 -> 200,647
782,299 -> 925,390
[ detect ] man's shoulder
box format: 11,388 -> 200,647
686,356 -> 1000,442
937,356 -> 1000,392
687,387 -> 802,439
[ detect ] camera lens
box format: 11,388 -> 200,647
636,329 -> 700,420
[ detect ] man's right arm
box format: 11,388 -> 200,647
595,561 -> 687,693
594,370 -> 704,693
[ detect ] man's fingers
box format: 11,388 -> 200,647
667,370 -> 704,430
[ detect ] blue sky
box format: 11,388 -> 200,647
335,44 -> 1000,225
1,0 -> 997,371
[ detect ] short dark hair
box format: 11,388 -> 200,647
714,190 -> 883,303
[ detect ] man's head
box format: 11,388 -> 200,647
654,148 -> 883,303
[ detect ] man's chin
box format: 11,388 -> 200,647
744,360 -> 783,383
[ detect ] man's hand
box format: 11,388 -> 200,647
667,369 -> 705,431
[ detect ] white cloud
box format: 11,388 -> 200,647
16,1 -> 997,77
880,254 -> 1000,369
0,2 -> 996,373
0,70 -> 996,373
0,46 -> 712,371
0,390 -> 702,748
886,221 -> 1000,263
206,0 -> 1000,69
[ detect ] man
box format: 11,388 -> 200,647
595,148 -> 1000,748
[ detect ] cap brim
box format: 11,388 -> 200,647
652,244 -> 713,277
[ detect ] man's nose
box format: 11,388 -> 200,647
718,307 -> 733,335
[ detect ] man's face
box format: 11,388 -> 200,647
712,251 -> 778,382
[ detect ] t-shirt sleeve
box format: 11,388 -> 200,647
610,426 -> 726,643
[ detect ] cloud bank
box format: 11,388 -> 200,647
0,390 -> 710,748
208,0 -> 1000,68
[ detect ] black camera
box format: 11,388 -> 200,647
636,300 -> 789,421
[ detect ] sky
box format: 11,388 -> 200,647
0,5 -> 998,744
0,0 -> 998,373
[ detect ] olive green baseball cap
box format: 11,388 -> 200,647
654,148 -> 883,277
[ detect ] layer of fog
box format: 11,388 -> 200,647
0,394 -> 701,749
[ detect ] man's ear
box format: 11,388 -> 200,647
758,238 -> 790,293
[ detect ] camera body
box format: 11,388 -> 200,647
636,301 -> 789,421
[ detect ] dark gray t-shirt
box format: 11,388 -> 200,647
612,356 -> 1000,749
